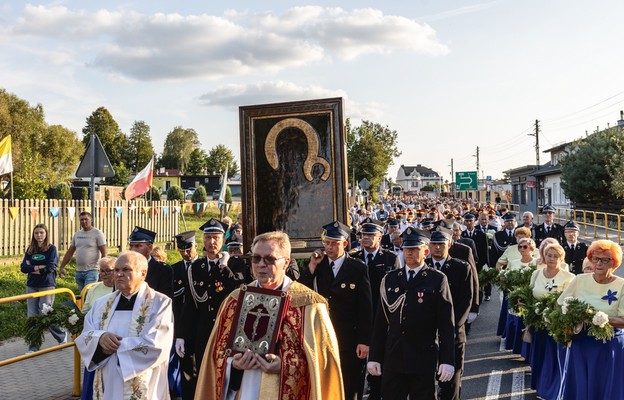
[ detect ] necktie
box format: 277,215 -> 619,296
408,270 -> 415,282
209,260 -> 218,271
367,253 -> 374,267
435,262 -> 442,270
330,261 -> 336,277
508,230 -> 513,239
547,226 -> 551,233
571,244 -> 575,251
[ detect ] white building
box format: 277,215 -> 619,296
395,164 -> 441,194
534,142 -> 572,209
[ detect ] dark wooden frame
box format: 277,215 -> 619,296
239,98 -> 348,253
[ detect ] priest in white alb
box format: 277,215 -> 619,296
76,251 -> 174,400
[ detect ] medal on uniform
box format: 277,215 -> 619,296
417,292 -> 424,303
215,281 -> 223,292
341,283 -> 346,288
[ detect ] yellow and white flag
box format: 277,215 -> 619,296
0,135 -> 13,175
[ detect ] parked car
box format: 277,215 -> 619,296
212,189 -> 221,200
184,187 -> 196,200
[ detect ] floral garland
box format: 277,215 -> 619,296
543,296 -> 614,345
478,265 -> 500,288
24,302 -> 84,349
496,264 -> 535,293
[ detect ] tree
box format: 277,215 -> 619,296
159,126 -> 201,173
186,148 -> 208,175
127,121 -> 155,173
54,183 -> 72,200
41,125 -> 83,186
82,107 -> 128,167
225,186 -> 232,204
167,185 -> 184,201
191,186 -> 207,202
13,150 -> 48,199
205,145 -> 239,176
560,128 -> 624,204
147,187 -> 161,201
346,119 -> 401,194
105,161 -> 131,186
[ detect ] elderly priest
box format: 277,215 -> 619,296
76,251 -> 174,400
195,231 -> 344,399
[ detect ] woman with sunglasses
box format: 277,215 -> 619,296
556,240 -> 624,399
528,243 -> 574,399
503,238 -> 540,354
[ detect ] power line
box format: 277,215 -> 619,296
541,89 -> 624,124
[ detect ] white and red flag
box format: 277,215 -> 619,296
124,157 -> 154,201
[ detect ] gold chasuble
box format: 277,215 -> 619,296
195,281 -> 344,400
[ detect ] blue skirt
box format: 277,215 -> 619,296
497,293 -> 508,337
529,329 -> 548,390
533,332 -> 566,400
80,367 -> 94,400
504,313 -> 526,354
562,329 -> 624,400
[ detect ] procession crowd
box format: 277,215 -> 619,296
19,195 -> 624,399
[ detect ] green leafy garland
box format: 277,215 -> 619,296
478,266 -> 500,288
543,296 -> 614,345
24,302 -> 84,349
496,264 -> 535,293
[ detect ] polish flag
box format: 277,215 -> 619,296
125,158 -> 154,201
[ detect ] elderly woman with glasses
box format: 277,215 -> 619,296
528,243 -> 575,400
556,240 -> 624,399
503,238 -> 540,354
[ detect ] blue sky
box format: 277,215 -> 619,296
2,0 -> 623,181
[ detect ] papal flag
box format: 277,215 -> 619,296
0,135 -> 13,175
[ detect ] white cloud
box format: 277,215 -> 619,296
7,5 -> 449,81
198,81 -> 384,120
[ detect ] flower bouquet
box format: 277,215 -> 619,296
543,296 -> 615,345
496,265 -> 535,293
523,291 -> 559,331
478,265 -> 499,288
507,285 -> 534,317
24,301 -> 84,349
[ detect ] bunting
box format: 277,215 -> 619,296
143,206 -> 151,214
100,207 -> 107,217
8,207 -> 18,219
67,207 -> 76,221
115,206 -> 123,218
49,207 -> 60,218
195,203 -> 201,212
84,206 -> 91,214
162,206 -> 169,216
30,207 -> 39,220
173,206 -> 180,213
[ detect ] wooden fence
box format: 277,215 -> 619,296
0,199 -> 180,257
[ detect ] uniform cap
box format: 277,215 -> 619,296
429,226 -> 452,243
226,241 -> 243,249
400,227 -> 431,247
323,221 -> 351,240
502,213 -> 516,221
463,213 -> 476,221
564,221 -> 580,231
542,204 -> 556,214
174,231 -> 196,250
420,218 -> 434,229
360,217 -> 384,234
129,226 -> 156,243
200,218 -> 227,234
386,218 -> 399,227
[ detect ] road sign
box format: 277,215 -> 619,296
359,178 -> 371,191
75,135 -> 116,177
455,171 -> 478,191
486,175 -> 492,184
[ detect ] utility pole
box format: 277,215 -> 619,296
473,147 -> 480,201
449,158 -> 454,197
529,119 -> 541,213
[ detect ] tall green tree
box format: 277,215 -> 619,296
186,148 -> 208,175
346,119 -> 401,193
127,120 -> 155,173
159,126 -> 201,173
82,107 -> 128,168
205,144 -> 239,176
560,127 -> 624,204
0,89 -> 83,198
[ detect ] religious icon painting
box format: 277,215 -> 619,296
226,285 -> 291,356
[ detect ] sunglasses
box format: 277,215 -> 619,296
251,255 -> 285,265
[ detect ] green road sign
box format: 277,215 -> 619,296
455,171 -> 478,191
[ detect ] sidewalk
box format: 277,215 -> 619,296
0,333 -> 78,400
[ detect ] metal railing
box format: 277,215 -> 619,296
543,207 -> 623,244
0,283 -> 96,397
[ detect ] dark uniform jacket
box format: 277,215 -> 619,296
450,241 -> 480,313
461,229 -> 489,270
369,266 -> 455,374
227,256 -> 253,284
146,257 -> 174,299
179,257 -> 241,366
490,230 -> 517,266
426,257 -> 474,343
300,255 -> 373,397
534,223 -> 564,247
563,242 -> 588,275
171,259 -> 193,333
350,248 -> 400,310
380,234 -> 392,250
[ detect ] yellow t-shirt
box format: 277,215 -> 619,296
531,268 -> 575,299
557,273 -> 624,316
